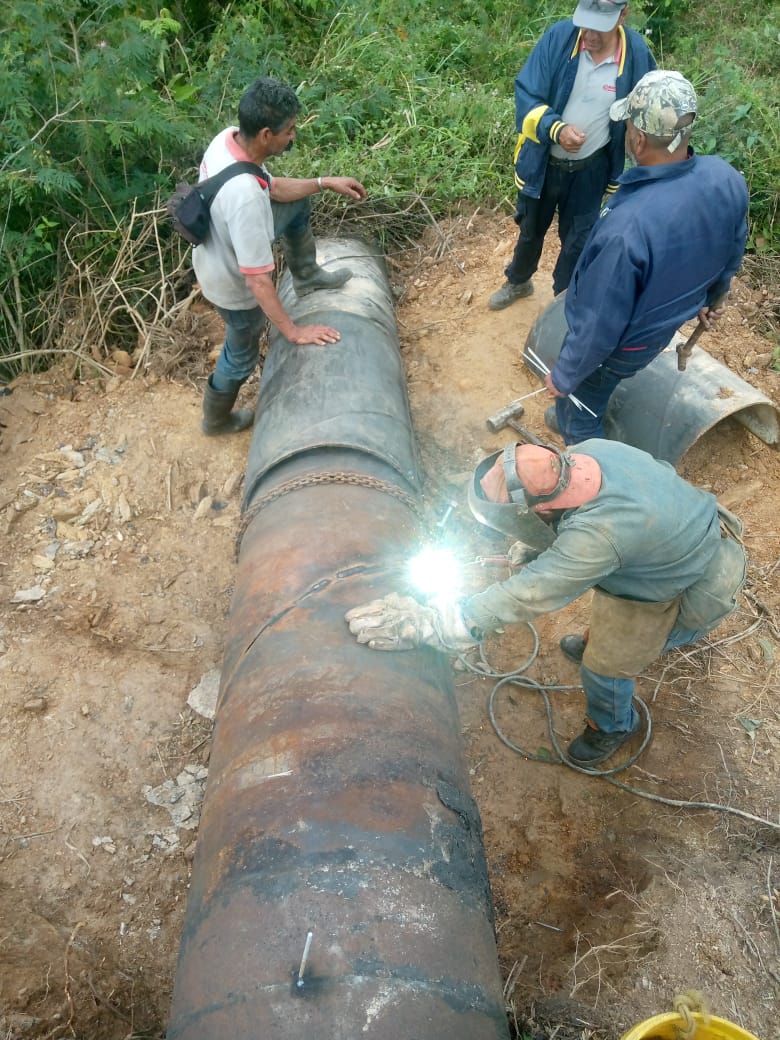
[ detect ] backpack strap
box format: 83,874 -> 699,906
197,161 -> 268,207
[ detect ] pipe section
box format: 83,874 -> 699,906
167,239 -> 509,1040
524,294 -> 779,464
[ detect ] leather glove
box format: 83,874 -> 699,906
345,592 -> 477,652
507,540 -> 541,567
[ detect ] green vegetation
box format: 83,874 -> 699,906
1,0 -> 777,376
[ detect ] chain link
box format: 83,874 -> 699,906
235,470 -> 423,559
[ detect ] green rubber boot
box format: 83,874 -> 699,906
201,377 -> 254,436
282,226 -> 352,296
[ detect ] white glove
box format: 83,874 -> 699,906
345,592 -> 477,652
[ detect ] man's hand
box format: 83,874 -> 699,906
345,593 -> 476,652
558,125 -> 586,153
287,323 -> 341,345
696,302 -> 726,329
322,176 -> 367,201
544,374 -> 565,397
544,372 -> 565,398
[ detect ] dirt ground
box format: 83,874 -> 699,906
1,213 -> 779,1040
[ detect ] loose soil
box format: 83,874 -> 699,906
1,212 -> 779,1040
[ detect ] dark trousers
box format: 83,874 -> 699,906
505,150 -> 610,295
553,347 -> 659,445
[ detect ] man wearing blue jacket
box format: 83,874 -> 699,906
545,70 -> 749,444
489,0 -> 655,310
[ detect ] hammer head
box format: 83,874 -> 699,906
487,399 -> 526,433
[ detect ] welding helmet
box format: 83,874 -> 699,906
467,443 -> 601,550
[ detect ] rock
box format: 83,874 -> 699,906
145,765 -> 208,830
115,493 -> 132,522
22,697 -> 48,713
32,555 -> 55,572
58,447 -> 86,468
187,668 -> 220,720
193,496 -> 213,519
12,586 -> 45,604
222,471 -> 243,497
92,836 -> 117,854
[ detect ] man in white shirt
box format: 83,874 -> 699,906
488,1 -> 655,310
194,76 -> 366,435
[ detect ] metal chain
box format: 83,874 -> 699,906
235,470 -> 423,559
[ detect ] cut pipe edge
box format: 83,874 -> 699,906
523,294 -> 779,464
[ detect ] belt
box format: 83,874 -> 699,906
547,146 -> 609,173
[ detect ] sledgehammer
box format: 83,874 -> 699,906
676,292 -> 728,371
487,397 -> 546,446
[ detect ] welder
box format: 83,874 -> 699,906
346,440 -> 747,767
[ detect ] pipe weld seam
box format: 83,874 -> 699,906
235,470 -> 423,559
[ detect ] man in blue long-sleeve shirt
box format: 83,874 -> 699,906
544,70 -> 749,444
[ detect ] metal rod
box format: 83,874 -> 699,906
296,931 -> 313,988
525,347 -> 598,419
509,386 -> 547,403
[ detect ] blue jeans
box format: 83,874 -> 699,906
582,626 -> 710,733
211,197 -> 312,393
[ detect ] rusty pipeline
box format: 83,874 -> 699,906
167,239 -> 509,1040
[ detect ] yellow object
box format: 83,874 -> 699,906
620,1012 -> 761,1040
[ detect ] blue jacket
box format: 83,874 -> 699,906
464,439 -> 745,632
552,153 -> 749,395
513,20 -> 655,199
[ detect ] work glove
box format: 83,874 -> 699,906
507,540 -> 541,567
345,592 -> 478,652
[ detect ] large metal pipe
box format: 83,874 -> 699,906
524,294 -> 780,463
167,239 -> 509,1040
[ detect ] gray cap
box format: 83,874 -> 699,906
572,0 -> 627,32
610,69 -> 698,150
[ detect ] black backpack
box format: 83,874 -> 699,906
166,161 -> 266,246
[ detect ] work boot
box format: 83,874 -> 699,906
544,405 -> 561,434
282,226 -> 352,296
559,632 -> 587,664
201,377 -> 254,436
488,279 -> 533,311
567,718 -> 640,767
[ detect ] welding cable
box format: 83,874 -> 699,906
454,628 -> 652,777
454,624 -> 780,833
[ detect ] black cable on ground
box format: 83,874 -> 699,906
455,622 -> 780,834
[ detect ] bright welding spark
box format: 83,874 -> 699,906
407,546 -> 462,600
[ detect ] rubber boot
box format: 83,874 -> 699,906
201,377 -> 254,436
544,405 -> 561,435
282,226 -> 352,296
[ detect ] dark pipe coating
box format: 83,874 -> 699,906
167,240 -> 510,1040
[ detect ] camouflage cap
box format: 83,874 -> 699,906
609,70 -> 697,151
